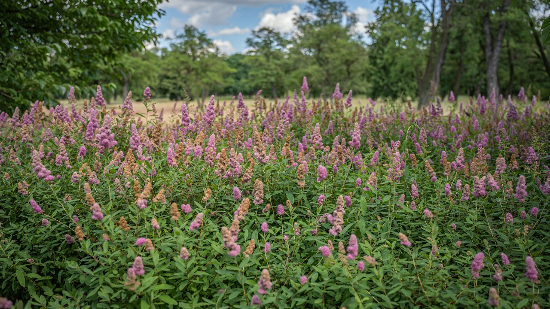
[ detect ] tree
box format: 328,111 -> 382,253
0,0 -> 165,110
157,25 -> 233,105
366,0 -> 426,100
293,0 -> 362,100
245,27 -> 290,99
481,0 -> 512,97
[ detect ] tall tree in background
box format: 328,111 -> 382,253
0,0 -> 164,110
415,0 -> 456,107
293,0 -> 360,100
481,0 -> 511,97
158,25 -> 232,105
245,27 -> 290,99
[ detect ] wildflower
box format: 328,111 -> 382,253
264,242 -> 271,253
42,218 -> 49,226
398,233 -> 411,247
431,244 -> 438,258
505,213 -> 513,224
473,176 -> 487,197
530,207 -> 539,217
301,76 -> 309,93
253,179 -> 264,205
125,267 -> 140,291
347,234 -> 358,260
410,201 -> 417,210
370,150 -> 379,166
455,241 -> 462,248
493,265 -> 503,281
358,261 -> 365,272
277,204 -> 284,216
221,226 -> 241,257
488,287 -> 499,307
345,195 -> 352,207
461,184 -> 470,201
294,222 -> 300,235
133,256 -> 145,275
243,239 -> 255,257
329,196 -> 346,236
202,188 -> 212,203
0,298 -> 13,309
261,222 -> 268,233
236,198 -> 250,221
136,238 -> 147,246
317,165 -> 328,182
181,203 -> 191,214
318,246 -> 331,257
411,183 -> 419,199
190,213 -> 203,231
170,203 -> 180,220
451,223 -> 457,231
317,195 -> 325,206
262,203 -> 271,213
471,252 -> 485,279
145,239 -> 155,251
65,234 -> 75,245
495,156 -> 506,175
103,234 -> 110,241
150,218 -> 160,230
525,256 -> 538,282
355,178 -> 362,187
29,199 -> 43,214
364,172 -> 377,191
364,255 -> 377,266
299,275 -> 308,285
143,87 -> 151,100
91,203 -> 103,220
501,253 -> 510,265
424,208 -> 434,219
258,269 -> 272,294
445,183 -> 451,196
251,295 -> 262,306
333,83 -> 342,100
136,198 -> 147,209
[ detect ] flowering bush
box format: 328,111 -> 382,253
0,84 -> 548,308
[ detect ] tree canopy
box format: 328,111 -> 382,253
0,0 -> 165,110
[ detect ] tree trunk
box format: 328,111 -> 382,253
506,40 -> 514,95
123,76 -> 130,101
454,36 -> 465,96
528,16 -> 550,81
483,0 -> 511,98
271,83 -> 277,99
432,0 -> 455,95
200,87 -> 207,109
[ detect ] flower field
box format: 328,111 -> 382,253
0,81 -> 549,308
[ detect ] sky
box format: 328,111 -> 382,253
154,0 -> 377,54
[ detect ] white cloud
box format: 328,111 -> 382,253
213,39 -> 235,54
162,29 -> 175,40
257,5 -> 300,33
352,7 -> 375,34
160,0 -> 306,28
210,27 -> 250,36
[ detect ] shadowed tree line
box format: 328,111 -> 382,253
1,0 -> 550,111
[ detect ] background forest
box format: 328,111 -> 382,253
1,0 -> 550,110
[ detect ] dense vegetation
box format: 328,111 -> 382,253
2,0 -> 550,110
0,82 -> 548,308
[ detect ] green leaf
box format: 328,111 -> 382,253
157,295 -> 178,305
153,284 -> 175,291
141,298 -> 150,309
15,267 -> 25,287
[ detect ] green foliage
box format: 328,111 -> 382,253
0,0 -> 165,110
0,83 -> 549,307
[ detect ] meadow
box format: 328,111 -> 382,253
0,82 -> 548,308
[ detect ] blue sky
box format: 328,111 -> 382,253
154,0 -> 378,54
